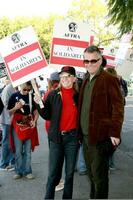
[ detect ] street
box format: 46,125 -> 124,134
0,96 -> 133,200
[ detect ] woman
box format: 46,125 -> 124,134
34,66 -> 80,199
8,81 -> 39,180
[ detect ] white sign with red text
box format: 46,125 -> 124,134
115,33 -> 132,62
0,26 -> 48,87
50,20 -> 94,67
101,47 -> 117,68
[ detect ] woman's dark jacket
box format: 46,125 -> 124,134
36,88 -> 79,143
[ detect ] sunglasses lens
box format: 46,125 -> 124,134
60,74 -> 72,78
83,60 -> 89,64
23,89 -> 30,92
90,60 -> 98,64
83,59 -> 100,64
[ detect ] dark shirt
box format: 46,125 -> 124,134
8,91 -> 36,115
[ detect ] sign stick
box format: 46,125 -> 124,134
31,79 -> 44,108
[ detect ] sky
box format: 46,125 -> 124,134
0,0 -> 73,18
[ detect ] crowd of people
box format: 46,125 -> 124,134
0,45 -> 126,199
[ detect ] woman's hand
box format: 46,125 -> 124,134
30,120 -> 36,128
14,101 -> 23,110
34,93 -> 42,104
34,93 -> 44,108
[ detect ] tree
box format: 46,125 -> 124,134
0,15 -> 62,60
107,0 -> 133,36
0,17 -> 12,38
66,0 -> 118,46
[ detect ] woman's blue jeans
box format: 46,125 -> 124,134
12,129 -> 32,175
45,131 -> 79,199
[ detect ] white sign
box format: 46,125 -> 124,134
116,48 -> 133,79
0,26 -> 47,87
115,33 -> 132,62
50,20 -> 94,67
102,47 -> 117,67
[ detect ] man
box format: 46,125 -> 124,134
34,66 -> 79,199
79,45 -> 124,199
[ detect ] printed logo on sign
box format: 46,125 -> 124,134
11,33 -> 21,44
64,22 -> 80,39
68,22 -> 77,32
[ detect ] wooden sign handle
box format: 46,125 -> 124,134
31,79 -> 44,108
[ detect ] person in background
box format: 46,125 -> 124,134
0,96 -> 4,187
7,81 -> 39,180
43,72 -> 60,134
43,71 -> 64,192
34,66 -> 80,199
118,75 -> 128,105
105,67 -> 128,104
36,75 -> 46,98
75,76 -> 87,176
0,79 -> 15,171
0,97 -> 4,115
76,144 -> 87,175
78,45 -> 124,199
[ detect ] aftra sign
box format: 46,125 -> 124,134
0,26 -> 47,87
50,20 -> 94,67
102,48 -> 117,68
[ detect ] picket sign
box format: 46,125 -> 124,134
50,20 -> 94,67
31,79 -> 44,108
0,26 -> 48,88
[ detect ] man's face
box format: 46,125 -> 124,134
83,51 -> 102,75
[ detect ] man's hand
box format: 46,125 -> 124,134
110,137 -> 120,146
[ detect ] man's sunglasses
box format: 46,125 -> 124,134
83,58 -> 101,64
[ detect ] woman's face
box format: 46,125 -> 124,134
59,72 -> 76,89
20,85 -> 32,95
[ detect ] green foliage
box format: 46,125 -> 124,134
0,17 -> 12,38
0,15 -> 62,60
107,0 -> 133,36
66,0 -> 118,46
67,0 -> 107,21
1,0 -> 128,60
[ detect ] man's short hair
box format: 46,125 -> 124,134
84,45 -> 102,55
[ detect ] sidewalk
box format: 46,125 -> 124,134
0,115 -> 133,199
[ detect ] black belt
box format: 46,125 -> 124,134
60,129 -> 76,136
